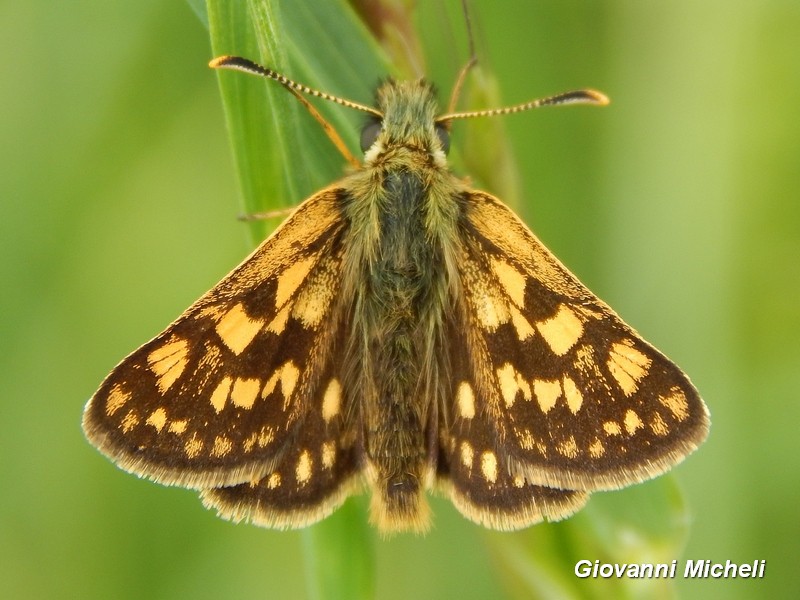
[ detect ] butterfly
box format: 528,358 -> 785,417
82,54 -> 709,534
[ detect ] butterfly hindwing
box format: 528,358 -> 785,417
455,191 -> 709,493
82,188 -> 349,490
438,315 -> 589,530
201,333 -> 364,529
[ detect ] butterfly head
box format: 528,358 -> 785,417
360,79 -> 450,166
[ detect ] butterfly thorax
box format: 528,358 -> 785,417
339,80 -> 463,532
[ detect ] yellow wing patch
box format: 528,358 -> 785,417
215,304 -> 266,355
147,336 -> 189,392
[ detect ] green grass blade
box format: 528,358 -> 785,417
302,498 -> 375,600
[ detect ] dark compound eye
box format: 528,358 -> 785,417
360,120 -> 382,152
435,123 -> 450,154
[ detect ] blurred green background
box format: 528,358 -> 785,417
2,0 -> 798,598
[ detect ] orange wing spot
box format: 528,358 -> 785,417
456,381 -> 476,419
120,409 -> 139,433
588,438 -> 605,458
659,386 -> 690,421
473,287 -> 510,330
624,409 -> 643,435
212,435 -> 233,457
210,376 -> 232,413
105,384 -> 130,417
480,451 -> 498,483
292,260 -> 336,328
557,436 -> 578,459
460,441 -> 475,468
262,361 -> 301,404
533,378 -> 561,413
607,340 -> 652,396
296,450 -> 312,484
275,256 -> 316,308
496,363 -> 531,408
147,337 -> 189,392
215,303 -> 265,355
490,257 -> 526,307
650,412 -> 669,436
267,472 -> 281,489
562,375 -> 583,414
266,304 -> 291,334
536,304 -> 584,356
184,433 -> 203,458
145,407 -> 168,432
321,442 -> 336,469
321,379 -> 342,423
168,419 -> 188,434
231,377 -> 261,409
509,305 -> 536,340
281,361 -> 300,404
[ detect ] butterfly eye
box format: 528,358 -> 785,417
435,123 -> 450,154
360,120 -> 382,152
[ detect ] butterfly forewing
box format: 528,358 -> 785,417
83,188 -> 349,490
456,192 -> 709,493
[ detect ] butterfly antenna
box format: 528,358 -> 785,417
446,0 -> 478,116
438,88 -> 609,123
210,55 -> 382,167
